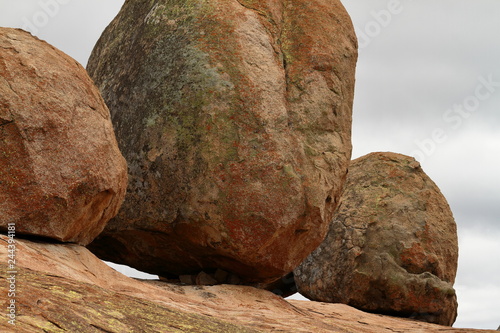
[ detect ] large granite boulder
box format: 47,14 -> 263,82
294,152 -> 459,326
87,0 -> 358,283
0,28 -> 127,245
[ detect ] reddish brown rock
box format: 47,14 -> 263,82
0,28 -> 127,245
294,152 -> 459,326
87,0 -> 358,283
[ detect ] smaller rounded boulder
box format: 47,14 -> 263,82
0,28 -> 127,245
294,152 -> 459,326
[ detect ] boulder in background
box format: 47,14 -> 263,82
294,152 -> 459,326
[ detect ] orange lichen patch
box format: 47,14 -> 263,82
400,242 -> 429,273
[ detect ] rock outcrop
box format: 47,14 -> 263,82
2,265 -> 255,333
294,152 -> 459,326
1,234 -> 494,333
0,28 -> 127,245
86,0 -> 358,283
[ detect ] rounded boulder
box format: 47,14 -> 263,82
0,28 -> 128,245
294,152 -> 459,325
87,0 -> 358,283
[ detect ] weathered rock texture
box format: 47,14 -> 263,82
87,0 -> 358,282
1,235 -> 493,333
0,28 -> 127,245
2,265 -> 258,333
294,152 -> 459,326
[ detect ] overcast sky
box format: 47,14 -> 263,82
1,0 -> 499,329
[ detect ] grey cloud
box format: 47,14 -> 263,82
0,0 -> 125,66
344,1 -> 500,327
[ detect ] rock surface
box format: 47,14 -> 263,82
2,266 -> 256,333
0,28 -> 127,245
294,152 -> 459,326
87,0 -> 358,282
1,235 -> 493,333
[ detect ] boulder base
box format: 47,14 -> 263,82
0,235 -> 490,333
